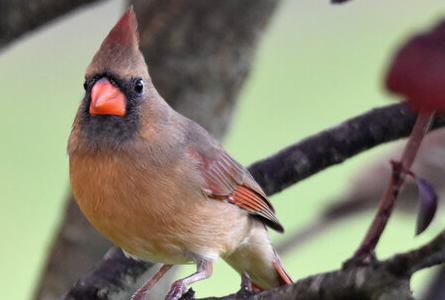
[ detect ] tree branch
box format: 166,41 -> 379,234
61,103 -> 445,299
350,112 -> 434,263
249,103 -> 445,196
183,262 -> 414,300
185,227 -> 445,300
387,229 -> 445,276
0,0 -> 105,50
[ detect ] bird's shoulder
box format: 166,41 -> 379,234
183,118 -> 284,232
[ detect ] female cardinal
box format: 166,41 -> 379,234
68,7 -> 292,300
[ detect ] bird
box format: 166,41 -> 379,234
68,7 -> 292,300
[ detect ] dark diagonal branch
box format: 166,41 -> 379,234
250,103 -> 445,196
61,103 -> 445,299
0,0 -> 105,50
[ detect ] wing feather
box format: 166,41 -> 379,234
188,147 -> 284,232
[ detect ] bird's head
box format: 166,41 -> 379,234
78,7 -> 153,150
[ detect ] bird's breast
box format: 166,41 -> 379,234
69,151 -> 250,264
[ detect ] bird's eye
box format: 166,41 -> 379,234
134,79 -> 143,93
83,81 -> 88,91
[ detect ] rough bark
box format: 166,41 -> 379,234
183,263 -> 414,300
249,103 -> 445,195
183,264 -> 414,300
34,1 -> 281,299
0,0 -> 104,50
59,104 -> 445,300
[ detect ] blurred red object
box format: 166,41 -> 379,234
386,20 -> 445,113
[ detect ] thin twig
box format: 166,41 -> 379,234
350,111 -> 434,263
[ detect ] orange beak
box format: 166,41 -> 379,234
90,78 -> 126,117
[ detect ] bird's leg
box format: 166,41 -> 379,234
131,264 -> 173,300
240,272 -> 252,291
165,260 -> 213,300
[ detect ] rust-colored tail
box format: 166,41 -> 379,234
273,261 -> 293,285
249,261 -> 292,291
224,225 -> 293,291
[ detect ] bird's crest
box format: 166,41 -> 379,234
102,7 -> 139,53
86,7 -> 148,79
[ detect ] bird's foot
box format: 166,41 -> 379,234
237,272 -> 258,298
131,291 -> 146,300
165,280 -> 187,300
241,272 -> 252,291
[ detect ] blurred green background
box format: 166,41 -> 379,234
1,0 -> 445,299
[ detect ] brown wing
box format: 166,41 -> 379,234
188,147 -> 284,232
